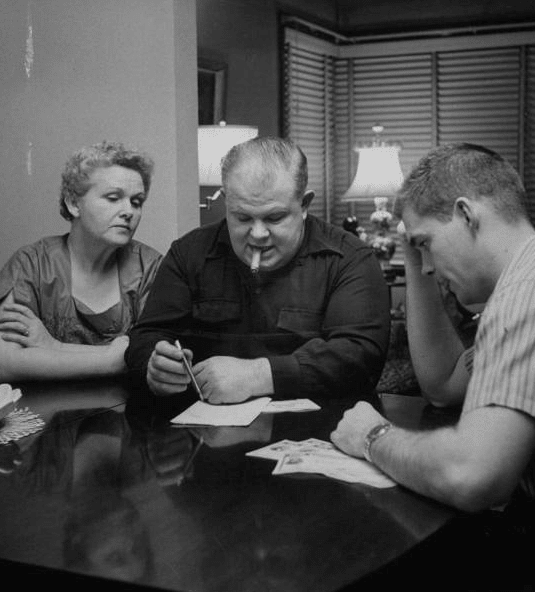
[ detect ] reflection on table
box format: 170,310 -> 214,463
0,379 -> 460,591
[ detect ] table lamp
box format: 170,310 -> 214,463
198,121 -> 259,209
342,125 -> 404,278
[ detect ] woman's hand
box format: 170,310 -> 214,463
105,335 -> 129,374
0,303 -> 60,349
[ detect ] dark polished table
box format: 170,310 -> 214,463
0,379 -> 461,592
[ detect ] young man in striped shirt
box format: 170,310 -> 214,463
331,142 -> 535,585
333,142 -> 535,510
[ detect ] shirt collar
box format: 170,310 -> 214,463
493,234 -> 535,294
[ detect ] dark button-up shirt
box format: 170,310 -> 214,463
125,216 -> 390,400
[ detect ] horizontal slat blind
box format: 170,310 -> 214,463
282,36 -> 334,221
340,53 -> 434,264
332,58 -> 351,226
437,47 -> 521,167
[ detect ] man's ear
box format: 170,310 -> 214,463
454,197 -> 479,233
64,195 -> 80,219
301,190 -> 314,215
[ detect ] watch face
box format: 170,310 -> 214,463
364,422 -> 392,462
369,423 -> 391,439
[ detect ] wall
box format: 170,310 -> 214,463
0,0 -> 199,269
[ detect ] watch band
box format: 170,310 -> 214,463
363,422 -> 392,463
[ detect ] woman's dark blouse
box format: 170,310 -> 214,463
0,235 -> 162,344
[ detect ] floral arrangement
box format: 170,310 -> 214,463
369,233 -> 396,260
370,198 -> 393,230
342,197 -> 397,264
369,197 -> 396,262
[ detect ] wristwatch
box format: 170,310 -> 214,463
363,422 -> 392,463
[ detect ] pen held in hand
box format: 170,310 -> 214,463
175,340 -> 205,401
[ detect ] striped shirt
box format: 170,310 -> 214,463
463,235 -> 535,414
462,235 -> 535,497
463,345 -> 475,374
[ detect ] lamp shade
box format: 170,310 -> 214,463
342,145 -> 404,202
198,121 -> 258,185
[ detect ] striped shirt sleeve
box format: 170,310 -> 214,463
463,346 -> 475,375
463,238 -> 535,417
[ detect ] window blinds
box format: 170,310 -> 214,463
282,36 -> 335,221
436,47 -> 521,165
342,52 -> 434,262
282,26 -> 535,243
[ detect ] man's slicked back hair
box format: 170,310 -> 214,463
221,136 -> 308,199
394,142 -> 528,223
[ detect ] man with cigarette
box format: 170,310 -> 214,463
125,136 -> 390,404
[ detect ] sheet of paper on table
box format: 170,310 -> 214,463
247,438 -> 397,488
170,396 -> 272,426
263,399 -> 320,413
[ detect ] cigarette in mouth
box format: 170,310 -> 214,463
251,249 -> 261,274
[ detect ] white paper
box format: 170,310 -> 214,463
170,397 -> 272,427
248,438 -> 397,488
246,438 -> 300,460
263,399 -> 320,413
246,438 -> 330,460
272,451 -> 397,488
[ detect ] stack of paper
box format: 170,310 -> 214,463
247,438 -> 396,488
263,399 -> 320,413
170,397 -> 272,426
170,397 -> 321,427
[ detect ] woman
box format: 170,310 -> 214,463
0,141 -> 162,381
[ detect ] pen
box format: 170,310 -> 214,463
250,248 -> 261,274
175,339 -> 205,401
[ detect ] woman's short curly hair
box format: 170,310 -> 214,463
59,141 -> 155,221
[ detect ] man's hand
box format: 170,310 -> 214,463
0,302 -> 60,349
193,356 -> 273,404
330,401 -> 387,458
147,340 -> 192,396
396,220 -> 422,268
